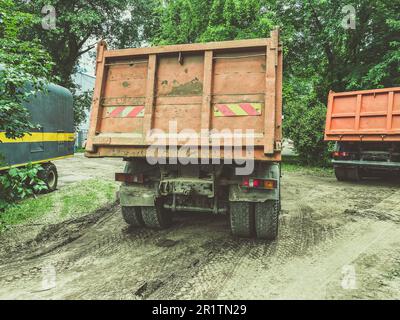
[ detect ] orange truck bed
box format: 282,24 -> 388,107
325,87 -> 400,142
85,30 -> 283,161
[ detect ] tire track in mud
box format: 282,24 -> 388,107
166,178 -> 399,300
170,238 -> 251,300
160,178 -> 342,299
217,183 -> 400,299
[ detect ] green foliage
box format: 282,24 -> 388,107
152,0 -> 274,44
0,164 -> 48,210
72,90 -> 93,130
284,97 -> 333,166
282,161 -> 333,177
0,0 -> 54,139
18,0 -> 158,87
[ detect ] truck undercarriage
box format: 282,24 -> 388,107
117,159 -> 281,240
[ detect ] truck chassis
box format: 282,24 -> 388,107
118,159 -> 281,240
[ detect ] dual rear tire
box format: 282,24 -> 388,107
123,201 -> 279,240
122,204 -> 172,229
335,167 -> 361,182
230,201 -> 280,240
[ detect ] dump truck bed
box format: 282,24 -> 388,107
325,87 -> 400,142
86,30 -> 283,161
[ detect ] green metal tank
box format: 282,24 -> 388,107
0,69 -> 74,191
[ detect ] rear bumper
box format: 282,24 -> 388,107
333,159 -> 400,169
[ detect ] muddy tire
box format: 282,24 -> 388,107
121,206 -> 144,227
334,167 -> 347,181
38,163 -> 58,193
335,167 -> 360,182
346,167 -> 361,181
255,200 -> 280,240
229,202 -> 254,238
141,204 -> 172,229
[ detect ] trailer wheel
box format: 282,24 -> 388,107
38,163 -> 58,193
255,200 -> 280,240
229,202 -> 254,238
141,203 -> 172,229
121,206 -> 144,227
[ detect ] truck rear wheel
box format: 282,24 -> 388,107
121,206 -> 144,227
334,167 -> 347,181
255,200 -> 280,240
346,167 -> 361,181
229,202 -> 254,238
141,204 -> 172,229
335,167 -> 360,182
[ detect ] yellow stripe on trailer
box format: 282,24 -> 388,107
0,132 -> 75,143
0,155 -> 74,171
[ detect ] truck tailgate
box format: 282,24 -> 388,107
325,87 -> 400,141
86,30 -> 282,161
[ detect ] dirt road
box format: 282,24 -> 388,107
1,155 -> 400,300
54,153 -> 123,188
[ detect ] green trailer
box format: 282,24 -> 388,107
0,80 -> 74,191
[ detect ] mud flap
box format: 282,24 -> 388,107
229,185 -> 279,203
229,163 -> 280,203
119,184 -> 156,207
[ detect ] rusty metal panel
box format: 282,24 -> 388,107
325,87 -> 400,141
86,30 -> 283,161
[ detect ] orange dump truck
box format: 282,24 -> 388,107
325,87 -> 400,181
85,29 -> 283,239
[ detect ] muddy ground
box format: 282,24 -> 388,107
1,155 -> 400,300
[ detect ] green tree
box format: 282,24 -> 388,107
152,0 -> 275,45
18,0 -> 158,87
0,0 -> 54,140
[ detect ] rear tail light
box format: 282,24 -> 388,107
263,180 -> 277,190
332,151 -> 350,158
242,178 -> 277,190
115,173 -> 144,183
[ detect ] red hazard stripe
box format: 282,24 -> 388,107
127,106 -> 145,118
110,106 -> 126,117
239,103 -> 259,116
216,104 -> 236,116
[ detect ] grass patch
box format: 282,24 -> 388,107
75,147 -> 86,153
282,156 -> 333,177
0,179 -> 117,232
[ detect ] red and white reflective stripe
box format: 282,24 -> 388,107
105,106 -> 145,118
214,103 -> 262,117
